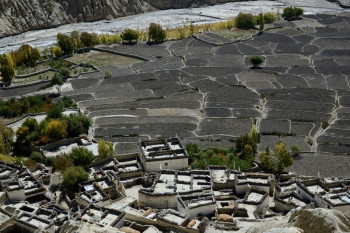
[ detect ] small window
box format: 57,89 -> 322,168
165,163 -> 168,166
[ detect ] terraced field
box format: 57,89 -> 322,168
3,14 -> 350,176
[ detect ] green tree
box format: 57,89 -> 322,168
65,116 -> 85,138
0,121 -> 13,155
54,153 -> 73,172
121,29 -> 139,43
250,55 -> 264,68
62,166 -> 89,191
3,53 -> 15,68
98,140 -> 114,158
235,134 -> 257,156
51,72 -> 64,86
51,46 -> 62,57
70,30 -> 81,49
259,13 -> 264,31
148,23 -> 166,43
57,33 -> 75,55
0,65 -> 15,82
80,32 -> 93,47
235,13 -> 256,29
70,147 -> 95,166
259,142 -> 293,173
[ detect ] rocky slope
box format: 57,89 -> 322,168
247,208 -> 350,233
0,0 -> 243,38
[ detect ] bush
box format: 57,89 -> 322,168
282,7 -> 303,21
250,55 -> 264,68
54,153 -> 73,172
1,65 -> 15,82
264,13 -> 276,23
98,140 -> 114,158
148,23 -> 166,43
0,121 -> 13,155
121,29 -> 139,43
291,145 -> 302,156
46,104 -> 63,119
51,46 -> 62,57
259,142 -> 293,173
44,156 -> 55,166
51,73 -> 63,86
29,152 -> 43,163
80,32 -> 93,47
57,33 -> 75,55
40,119 -> 67,144
0,154 -> 15,164
59,68 -> 70,77
235,13 -> 256,29
70,147 -> 95,166
105,69 -> 112,78
62,166 -> 89,191
258,13 -> 264,31
65,116 -> 85,138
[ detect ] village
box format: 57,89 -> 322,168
0,137 -> 349,232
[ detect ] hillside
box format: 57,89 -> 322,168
0,0 -> 241,38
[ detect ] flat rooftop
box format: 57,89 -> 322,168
140,138 -> 188,161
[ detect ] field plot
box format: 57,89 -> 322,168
5,14 -> 350,176
67,51 -> 143,67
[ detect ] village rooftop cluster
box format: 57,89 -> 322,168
0,137 -> 349,233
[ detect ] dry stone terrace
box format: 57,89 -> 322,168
2,14 -> 350,176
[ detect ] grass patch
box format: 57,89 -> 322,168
66,51 -> 143,68
12,71 -> 56,85
213,28 -> 257,42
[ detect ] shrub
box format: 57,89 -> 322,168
80,32 -> 93,47
250,55 -> 264,68
70,147 -> 95,166
258,13 -> 264,31
51,46 -> 62,57
46,104 -> 63,119
54,153 -> 73,172
259,142 -> 293,173
51,73 -> 63,86
29,152 -> 43,163
40,119 -> 67,144
65,116 -> 85,138
0,121 -> 13,155
282,7 -> 303,21
57,33 -> 75,55
98,140 -> 114,158
59,68 -> 70,77
62,166 -> 89,191
1,65 -> 15,82
264,12 -> 276,23
0,154 -> 15,164
291,145 -> 302,156
105,69 -> 112,78
121,29 -> 139,43
44,156 -> 55,166
235,13 -> 256,29
148,23 -> 166,43
62,96 -> 75,108
234,134 -> 257,156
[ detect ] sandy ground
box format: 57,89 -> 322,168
0,0 -> 348,54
